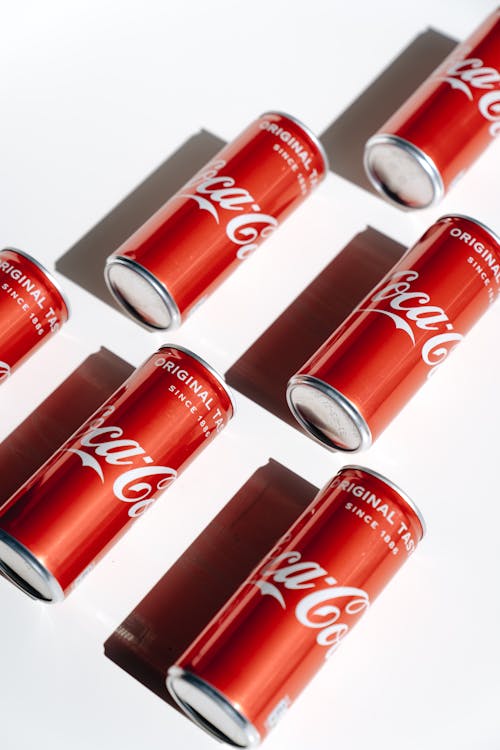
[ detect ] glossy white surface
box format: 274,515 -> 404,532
1,1 -> 499,748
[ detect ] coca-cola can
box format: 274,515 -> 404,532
287,214 -> 500,452
0,248 -> 70,384
104,111 -> 328,330
0,345 -> 234,601
364,8 -> 500,208
167,465 -> 425,747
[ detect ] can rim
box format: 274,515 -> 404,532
0,529 -> 65,602
167,666 -> 261,748
260,110 -> 330,173
104,256 -> 182,331
2,247 -> 71,320
438,214 -> 500,249
158,344 -> 236,418
364,133 -> 444,209
341,465 -> 426,539
286,374 -> 372,452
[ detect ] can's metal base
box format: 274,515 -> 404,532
287,375 -> 372,453
167,666 -> 260,748
105,256 -> 181,331
364,134 -> 444,209
0,529 -> 64,602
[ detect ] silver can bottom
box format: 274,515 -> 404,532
286,375 -> 372,453
0,529 -> 64,602
105,256 -> 181,331
364,134 -> 444,209
167,666 -> 260,748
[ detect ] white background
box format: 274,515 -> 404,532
1,1 -> 499,748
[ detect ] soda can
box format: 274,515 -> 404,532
0,345 -> 234,601
167,465 -> 424,747
287,214 -> 500,452
105,112 -> 328,330
0,248 -> 70,384
364,8 -> 500,208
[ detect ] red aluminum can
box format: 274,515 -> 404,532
167,465 -> 424,747
287,214 -> 500,452
0,248 -> 70,384
364,8 -> 500,208
0,345 -> 234,601
104,112 -> 328,330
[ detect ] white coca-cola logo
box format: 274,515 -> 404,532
254,551 -> 369,659
359,270 -> 464,372
0,360 -> 11,382
67,405 -> 177,517
180,159 -> 278,259
438,58 -> 500,137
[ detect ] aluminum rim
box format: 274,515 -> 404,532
0,529 -> 64,602
167,666 -> 260,748
104,255 -> 182,331
286,374 -> 372,453
364,133 -> 444,209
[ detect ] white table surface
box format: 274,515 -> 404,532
1,1 -> 499,748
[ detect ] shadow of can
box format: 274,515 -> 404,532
104,459 -> 318,708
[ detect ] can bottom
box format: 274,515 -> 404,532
0,529 -> 64,602
364,134 -> 443,209
286,375 -> 371,452
167,667 -> 260,748
105,256 -> 181,331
